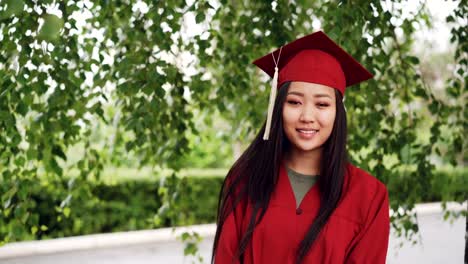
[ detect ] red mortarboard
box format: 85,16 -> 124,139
253,30 -> 374,140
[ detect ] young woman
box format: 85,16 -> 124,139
211,31 -> 390,264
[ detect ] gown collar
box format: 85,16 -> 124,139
271,161 -> 321,211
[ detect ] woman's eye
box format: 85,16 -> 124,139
287,100 -> 300,105
317,103 -> 329,107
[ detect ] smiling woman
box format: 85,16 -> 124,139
212,31 -> 390,264
283,82 -> 337,169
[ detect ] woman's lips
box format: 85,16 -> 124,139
296,129 -> 318,139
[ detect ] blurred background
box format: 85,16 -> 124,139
0,0 -> 466,263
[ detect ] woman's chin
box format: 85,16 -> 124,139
291,142 -> 323,153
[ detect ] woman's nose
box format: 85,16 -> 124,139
299,106 -> 315,122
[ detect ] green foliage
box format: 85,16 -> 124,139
175,110 -> 235,168
1,168 -> 465,243
38,14 -> 64,41
0,174 -> 223,241
179,231 -> 205,264
0,0 -> 466,250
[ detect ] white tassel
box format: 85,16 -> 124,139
263,66 -> 278,140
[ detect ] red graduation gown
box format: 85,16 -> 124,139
215,162 -> 390,264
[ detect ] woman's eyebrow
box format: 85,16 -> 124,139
287,91 -> 332,99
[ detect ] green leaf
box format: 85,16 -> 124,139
0,0 -> 24,19
38,14 -> 64,41
184,242 -> 198,256
31,226 -> 38,235
52,145 -> 67,161
63,207 -> 71,218
181,232 -> 190,241
49,158 -> 63,176
407,56 -> 420,64
2,185 -> 18,206
195,12 -> 205,23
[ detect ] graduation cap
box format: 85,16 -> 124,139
252,30 -> 373,140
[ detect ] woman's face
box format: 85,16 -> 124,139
282,81 -> 336,154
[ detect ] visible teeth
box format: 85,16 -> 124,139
298,130 -> 318,134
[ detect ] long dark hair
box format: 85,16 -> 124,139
211,81 -> 349,264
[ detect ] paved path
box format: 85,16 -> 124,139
2,211 -> 464,264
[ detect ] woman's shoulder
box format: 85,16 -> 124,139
333,163 -> 389,224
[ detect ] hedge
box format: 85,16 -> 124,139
1,168 -> 466,242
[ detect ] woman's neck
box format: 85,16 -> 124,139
284,148 -> 322,175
